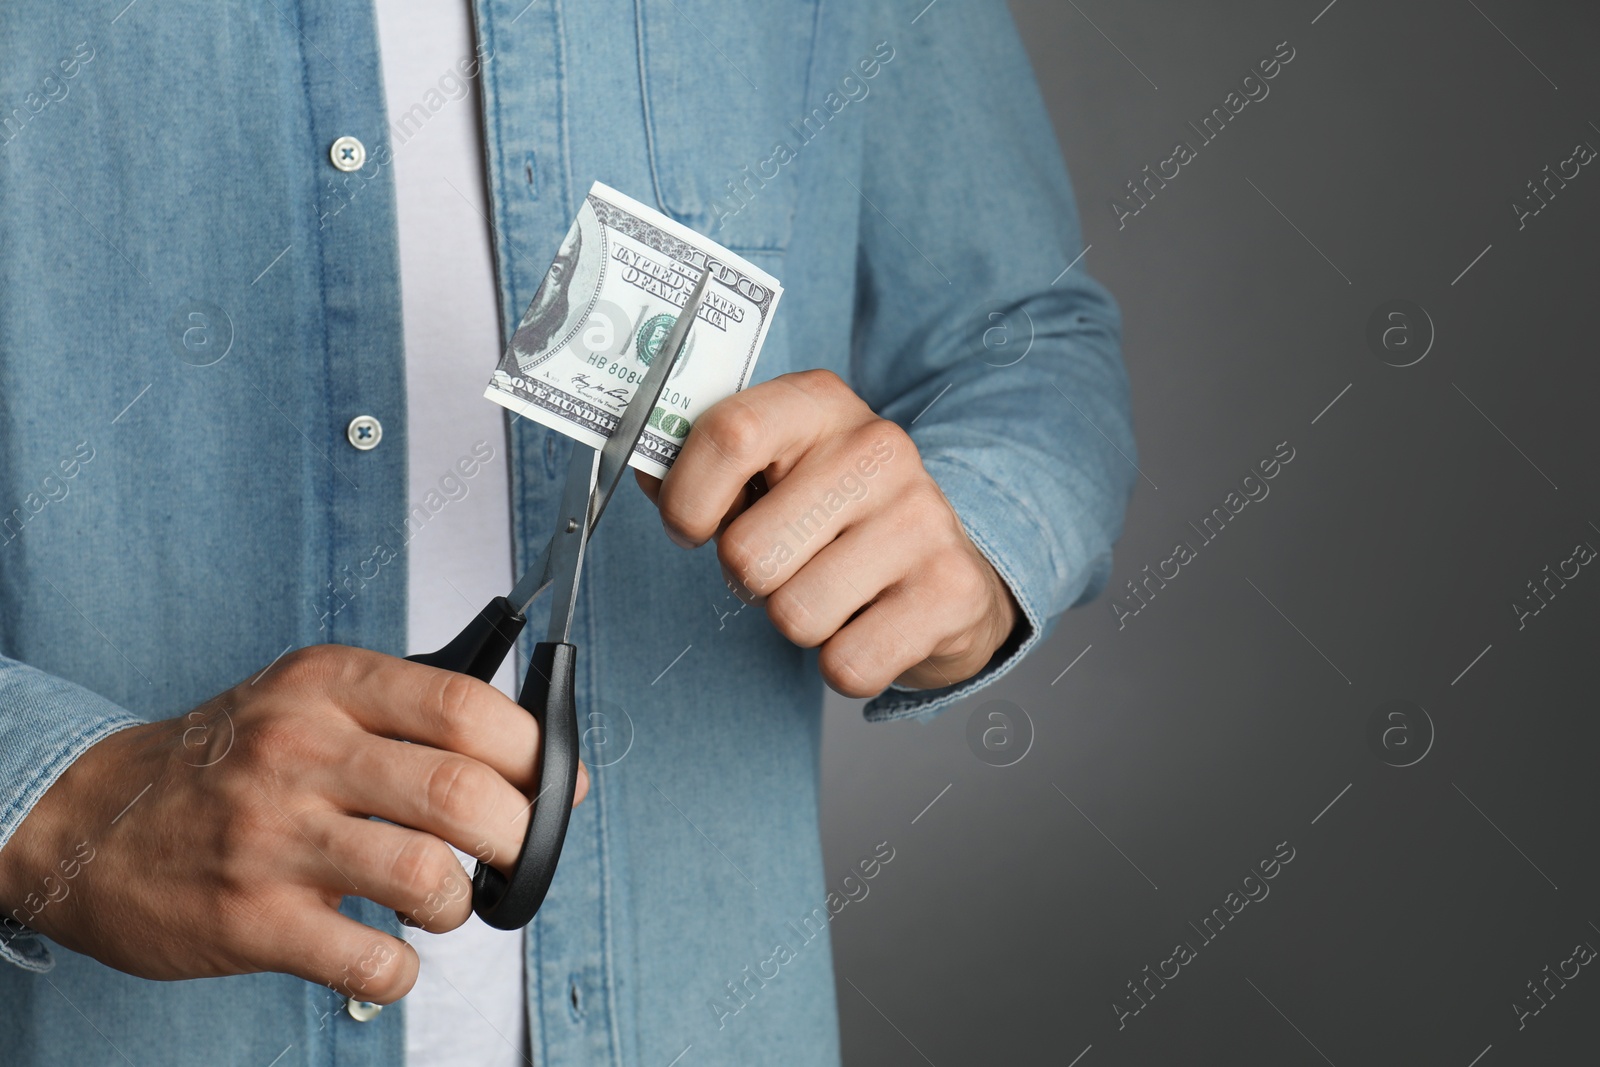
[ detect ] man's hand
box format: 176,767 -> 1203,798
0,646 -> 587,1004
641,369 -> 1020,697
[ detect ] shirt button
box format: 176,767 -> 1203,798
330,136 -> 366,172
346,414 -> 383,450
345,998 -> 383,1022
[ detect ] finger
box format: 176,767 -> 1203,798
328,737 -> 539,875
252,904 -> 419,1005
638,468 -> 765,546
635,469 -> 662,506
718,428 -> 910,597
818,581 -> 970,699
759,515 -> 912,647
278,647 -> 543,793
303,812 -> 475,933
658,371 -> 868,547
339,656 -> 590,808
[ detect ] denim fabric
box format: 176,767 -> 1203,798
0,0 -> 1133,1064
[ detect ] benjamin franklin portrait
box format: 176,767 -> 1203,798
509,199 -> 605,373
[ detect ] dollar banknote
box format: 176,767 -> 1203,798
484,181 -> 784,479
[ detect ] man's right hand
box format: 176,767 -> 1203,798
0,645 -> 588,1004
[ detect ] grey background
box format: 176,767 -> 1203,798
820,2 -> 1600,1065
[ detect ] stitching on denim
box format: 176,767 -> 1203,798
786,0 -> 827,242
555,0 -> 574,224
481,0 -> 532,688
801,0 -> 823,116
476,7 -> 548,1053
284,0 -> 338,648
634,0 -> 814,248
587,557 -> 626,1065
633,0 -> 666,214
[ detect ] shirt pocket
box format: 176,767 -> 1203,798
637,0 -> 820,254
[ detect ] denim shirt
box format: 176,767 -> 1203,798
0,1 -> 1133,1064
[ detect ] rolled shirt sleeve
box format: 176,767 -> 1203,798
0,656 -> 145,970
851,0 -> 1136,722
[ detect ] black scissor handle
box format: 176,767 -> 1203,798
471,640 -> 580,929
403,601 -> 578,929
405,596 -> 525,683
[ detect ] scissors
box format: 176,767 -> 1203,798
406,267 -> 711,931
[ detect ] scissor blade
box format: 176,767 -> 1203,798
505,540 -> 553,618
504,267 -> 711,618
541,443 -> 601,643
588,266 -> 711,532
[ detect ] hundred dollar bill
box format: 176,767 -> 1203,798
484,181 -> 784,479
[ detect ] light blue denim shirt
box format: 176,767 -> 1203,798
0,1 -> 1133,1064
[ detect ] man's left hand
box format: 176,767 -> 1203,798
638,369 -> 1020,698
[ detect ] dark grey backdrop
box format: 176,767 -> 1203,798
820,2 -> 1600,1064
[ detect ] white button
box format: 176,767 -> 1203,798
346,414 -> 383,450
345,998 -> 383,1022
330,136 -> 366,172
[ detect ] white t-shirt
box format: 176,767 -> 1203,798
372,2 -> 528,1064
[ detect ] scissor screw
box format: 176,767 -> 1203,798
567,518 -> 578,532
